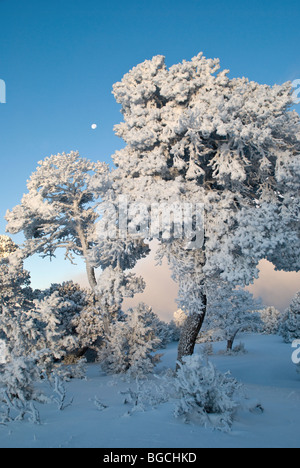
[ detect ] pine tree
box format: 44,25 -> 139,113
0,241 -> 34,358
33,292 -> 78,364
0,237 -> 31,313
0,240 -> 43,422
174,353 -> 242,431
109,52 -> 300,363
99,303 -> 161,378
280,292 -> 300,343
5,152 -> 110,289
203,283 -> 262,351
260,306 -> 282,335
0,355 -> 42,424
141,306 -> 176,348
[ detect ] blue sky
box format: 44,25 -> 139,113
0,0 -> 299,291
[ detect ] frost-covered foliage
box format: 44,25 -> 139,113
38,277 -> 144,363
5,151 -> 110,288
72,304 -> 105,352
1,285 -> 81,378
42,281 -> 100,357
0,255 -> 90,421
173,309 -> 188,328
280,292 -> 300,343
141,307 -> 178,348
38,283 -> 85,339
259,306 -> 282,335
112,53 -> 300,213
110,52 -> 300,361
96,266 -> 145,317
121,374 -> 175,415
203,283 -> 262,351
38,274 -> 147,364
0,235 -> 17,259
99,303 -> 162,378
0,237 -> 26,320
169,309 -> 188,342
73,266 -> 147,356
0,264 -> 87,416
33,292 -> 78,366
0,356 -> 43,424
45,281 -> 88,315
167,320 -> 181,343
50,374 -> 74,411
0,246 -> 31,314
42,281 -> 114,358
174,353 -> 242,431
0,244 -> 45,422
0,248 -> 36,358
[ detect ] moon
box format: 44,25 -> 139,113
91,124 -> 97,130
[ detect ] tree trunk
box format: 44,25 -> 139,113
76,222 -> 97,289
86,262 -> 97,289
227,330 -> 238,352
177,293 -> 207,365
227,339 -> 234,351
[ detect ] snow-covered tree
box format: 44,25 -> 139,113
72,304 -> 105,353
96,266 -> 145,317
0,241 -> 35,358
0,245 -> 46,420
99,303 -> 161,378
43,281 -> 111,360
45,281 -> 88,314
140,307 -> 177,348
280,292 -> 300,343
0,356 -> 42,424
0,239 -> 31,313
5,151 -> 110,289
259,306 -> 282,335
38,271 -> 148,362
110,53 -> 300,362
203,283 -> 262,351
125,304 -> 162,377
33,292 -> 78,364
0,244 -> 88,417
174,353 -> 242,431
92,265 -> 147,340
43,281 -> 94,357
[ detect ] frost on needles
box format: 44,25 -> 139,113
110,52 -> 300,362
1,52 -> 300,431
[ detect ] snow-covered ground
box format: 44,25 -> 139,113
0,334 -> 299,448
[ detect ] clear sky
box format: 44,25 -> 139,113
0,0 -> 299,307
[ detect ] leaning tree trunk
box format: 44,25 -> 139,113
177,293 -> 207,365
227,339 -> 234,352
76,222 -> 98,289
227,330 -> 239,352
85,262 -> 97,289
